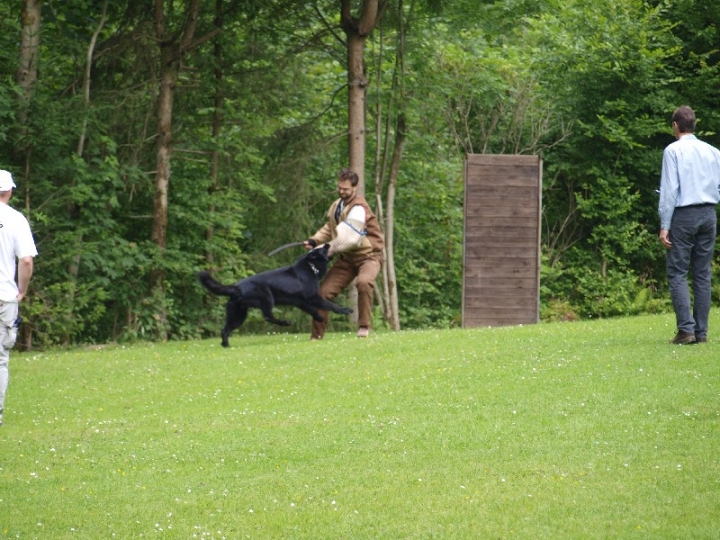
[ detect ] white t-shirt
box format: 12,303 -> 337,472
0,202 -> 38,302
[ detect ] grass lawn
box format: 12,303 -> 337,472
1,310 -> 719,539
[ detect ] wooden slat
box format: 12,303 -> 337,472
464,216 -> 536,228
464,257 -> 536,269
465,205 -> 539,218
465,226 -> 537,238
466,154 -> 539,167
466,185 -> 539,198
465,257 -> 538,267
466,176 -> 539,188
466,241 -> 537,250
464,268 -> 537,279
463,316 -> 538,326
465,298 -> 536,307
463,306 -> 537,315
464,276 -> 538,288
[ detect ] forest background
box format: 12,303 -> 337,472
1,0 -> 719,348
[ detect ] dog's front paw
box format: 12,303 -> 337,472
340,307 -> 353,314
277,320 -> 291,326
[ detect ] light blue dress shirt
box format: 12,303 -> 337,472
658,134 -> 720,230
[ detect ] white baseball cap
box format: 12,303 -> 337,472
0,170 -> 17,191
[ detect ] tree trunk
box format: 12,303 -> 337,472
373,0 -> 408,331
373,27 -> 388,320
149,34 -> 178,340
17,0 -> 41,132
64,0 -> 108,346
16,0 -> 41,182
205,0 -> 224,269
340,0 -> 386,325
152,44 -> 175,256
347,32 -> 368,193
151,0 -> 203,339
340,0 -> 386,192
15,0 -> 41,351
76,0 -> 107,157
384,114 -> 404,330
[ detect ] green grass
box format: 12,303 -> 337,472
2,311 -> 720,539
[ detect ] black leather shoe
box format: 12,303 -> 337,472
695,335 -> 708,343
670,332 -> 696,345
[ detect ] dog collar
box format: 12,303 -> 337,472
309,262 -> 320,276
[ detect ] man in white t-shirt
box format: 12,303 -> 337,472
0,169 -> 38,426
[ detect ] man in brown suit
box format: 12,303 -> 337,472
304,168 -> 384,339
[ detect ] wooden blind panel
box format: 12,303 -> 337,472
462,154 -> 541,328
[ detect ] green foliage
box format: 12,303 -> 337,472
1,0 -> 718,346
19,281 -> 108,348
523,0 -> 689,321
541,251 -> 670,320
393,158 -> 465,328
658,0 -> 720,136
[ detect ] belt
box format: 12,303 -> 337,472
678,203 -> 716,209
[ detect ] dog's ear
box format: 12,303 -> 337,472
322,243 -> 330,254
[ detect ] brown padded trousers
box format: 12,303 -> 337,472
311,257 -> 381,339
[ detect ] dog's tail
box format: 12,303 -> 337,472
197,271 -> 239,297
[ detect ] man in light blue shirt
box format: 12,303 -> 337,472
658,106 -> 720,344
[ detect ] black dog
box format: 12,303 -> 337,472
198,244 -> 352,347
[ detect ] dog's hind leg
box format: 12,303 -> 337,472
257,288 -> 291,326
221,301 -> 248,347
316,297 -> 353,316
297,304 -> 326,322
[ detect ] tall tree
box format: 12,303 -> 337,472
204,0 -> 224,269
62,0 -> 109,346
340,0 -> 387,191
13,0 -> 42,349
151,0 -> 218,338
372,0 -> 413,330
16,0 -> 41,175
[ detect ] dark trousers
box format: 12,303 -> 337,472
667,205 -> 717,338
311,256 -> 381,339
